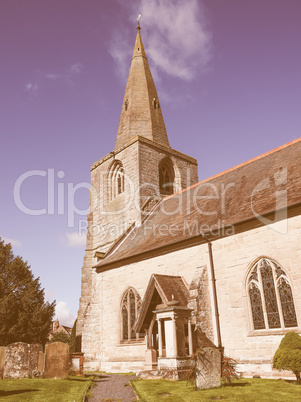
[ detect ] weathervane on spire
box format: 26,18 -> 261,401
137,14 -> 141,29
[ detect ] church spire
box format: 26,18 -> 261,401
115,23 -> 170,150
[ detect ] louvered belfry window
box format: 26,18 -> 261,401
247,258 -> 298,330
159,158 -> 174,196
108,161 -> 124,200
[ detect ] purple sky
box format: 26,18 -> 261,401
1,0 -> 300,326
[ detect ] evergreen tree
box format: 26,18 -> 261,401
69,319 -> 77,355
273,331 -> 301,382
0,238 -> 56,346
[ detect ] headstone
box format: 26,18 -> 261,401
144,348 -> 157,370
38,351 -> 45,372
44,342 -> 69,379
71,355 -> 80,372
196,347 -> 221,389
0,347 -> 6,378
3,343 -> 43,379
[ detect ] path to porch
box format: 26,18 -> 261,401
87,373 -> 137,401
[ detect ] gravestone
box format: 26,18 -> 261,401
44,342 -> 69,379
71,352 -> 84,375
38,351 -> 45,372
196,347 -> 221,389
0,347 -> 6,378
3,343 -> 42,379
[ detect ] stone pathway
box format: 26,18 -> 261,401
87,373 -> 137,402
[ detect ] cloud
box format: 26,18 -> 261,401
2,237 -> 22,247
61,231 -> 86,247
24,63 -> 83,95
55,301 -> 76,327
45,73 -> 60,80
109,31 -> 133,79
45,289 -> 54,302
110,0 -> 211,81
25,81 -> 38,95
70,63 -> 82,74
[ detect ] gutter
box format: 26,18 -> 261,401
203,236 -> 222,349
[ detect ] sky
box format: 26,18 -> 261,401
1,0 -> 301,327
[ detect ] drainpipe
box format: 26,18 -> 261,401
204,237 -> 222,349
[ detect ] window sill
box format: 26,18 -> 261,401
248,327 -> 301,337
117,339 -> 146,347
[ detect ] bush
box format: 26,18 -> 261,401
49,331 -> 70,344
273,331 -> 301,382
222,356 -> 240,383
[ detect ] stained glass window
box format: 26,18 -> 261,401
260,260 -> 280,328
248,282 -> 265,329
248,258 -> 298,330
278,277 -> 298,327
121,287 -> 142,341
122,305 -> 128,340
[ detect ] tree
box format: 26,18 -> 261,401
69,319 -> 77,355
49,331 -> 70,344
0,238 -> 56,346
273,331 -> 301,382
69,319 -> 82,355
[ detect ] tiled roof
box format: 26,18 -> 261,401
154,274 -> 189,307
135,274 -> 189,332
96,137 -> 301,269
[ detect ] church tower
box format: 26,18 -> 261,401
77,24 -> 199,352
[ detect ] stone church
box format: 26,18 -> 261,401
77,24 -> 301,378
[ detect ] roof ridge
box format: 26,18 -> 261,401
164,137 -> 301,201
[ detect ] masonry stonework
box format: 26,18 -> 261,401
77,24 -> 301,380
80,213 -> 301,376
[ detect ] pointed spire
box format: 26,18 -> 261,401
115,23 -> 170,150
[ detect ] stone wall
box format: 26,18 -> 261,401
81,213 -> 301,377
77,136 -> 199,347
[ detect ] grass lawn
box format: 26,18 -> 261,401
0,376 -> 92,401
131,378 -> 301,401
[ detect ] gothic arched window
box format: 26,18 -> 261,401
159,158 -> 174,196
109,161 -> 124,200
247,257 -> 298,330
121,287 -> 143,341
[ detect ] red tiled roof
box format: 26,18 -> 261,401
135,274 -> 189,332
154,274 -> 189,306
96,137 -> 301,269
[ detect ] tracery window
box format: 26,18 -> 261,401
247,258 -> 298,330
109,161 -> 124,200
159,158 -> 174,196
121,287 -> 143,341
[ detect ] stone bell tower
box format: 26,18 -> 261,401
77,23 -> 199,356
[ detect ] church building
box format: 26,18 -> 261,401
77,24 -> 301,378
